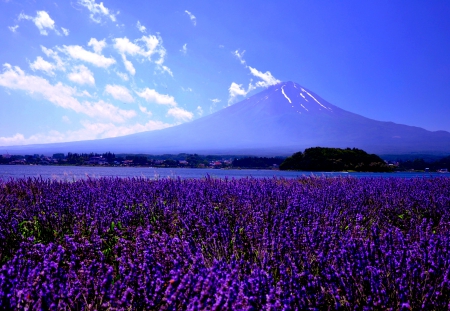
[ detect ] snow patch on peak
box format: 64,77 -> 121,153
300,93 -> 308,102
301,88 -> 330,110
281,85 -> 292,104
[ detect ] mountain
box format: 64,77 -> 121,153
3,81 -> 450,156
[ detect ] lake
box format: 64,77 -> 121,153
0,165 -> 447,180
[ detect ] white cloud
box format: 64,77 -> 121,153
78,120 -> 172,138
0,64 -> 134,122
196,106 -> 203,116
62,115 -> 71,123
121,54 -> 135,75
185,10 -> 196,26
105,84 -> 134,103
80,90 -> 93,97
88,38 -> 106,54
136,20 -> 146,33
234,49 -> 246,65
139,105 -> 152,116
80,100 -> 136,122
248,66 -> 280,88
113,37 -> 141,55
8,25 -> 19,33
136,88 -> 177,106
228,82 -> 255,104
181,43 -> 187,54
140,35 -> 162,58
18,11 -> 56,36
167,107 -> 193,121
30,56 -> 55,75
61,27 -> 69,36
62,44 -> 116,68
0,133 -> 35,146
181,86 -> 192,92
210,98 -> 221,103
116,71 -> 129,81
113,35 -> 164,60
78,0 -> 117,23
0,120 -> 173,146
160,65 -> 173,77
228,54 -> 281,103
67,65 -> 95,86
113,35 -> 170,75
41,46 -> 65,69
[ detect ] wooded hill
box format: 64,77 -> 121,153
279,147 -> 391,172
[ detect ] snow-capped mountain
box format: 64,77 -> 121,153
4,81 -> 450,155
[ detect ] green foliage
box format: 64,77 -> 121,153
280,147 -> 391,172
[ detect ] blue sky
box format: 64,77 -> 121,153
1,0 -> 450,146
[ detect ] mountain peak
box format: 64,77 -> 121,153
4,82 -> 450,156
237,80 -> 334,117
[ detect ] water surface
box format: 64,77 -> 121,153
0,165 -> 446,180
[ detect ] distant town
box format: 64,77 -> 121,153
0,152 -> 285,170
0,150 -> 449,172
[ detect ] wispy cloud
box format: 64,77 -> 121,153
181,86 -> 192,92
233,49 -> 246,65
136,88 -> 193,121
41,46 -> 65,69
78,0 -> 117,23
104,84 -> 134,103
136,20 -> 146,33
185,10 -> 196,26
121,54 -> 135,76
160,65 -> 173,77
8,25 -> 19,33
113,35 -> 169,75
181,43 -> 187,55
0,64 -> 135,122
248,66 -> 280,88
139,105 -> 152,116
228,51 -> 280,103
29,56 -> 55,75
116,71 -> 129,81
61,27 -> 69,36
228,82 -> 254,104
196,106 -> 203,116
18,11 -> 57,35
62,44 -> 116,68
167,107 -> 193,121
0,120 -> 173,146
136,88 -> 177,106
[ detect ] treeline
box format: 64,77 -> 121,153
232,157 -> 284,168
395,156 -> 450,171
280,147 -> 391,172
2,149 -> 450,171
65,152 -> 116,165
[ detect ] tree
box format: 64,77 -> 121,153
280,147 -> 391,172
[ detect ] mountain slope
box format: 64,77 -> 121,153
3,81 -> 450,155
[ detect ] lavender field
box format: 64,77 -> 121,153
1,176 -> 450,310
